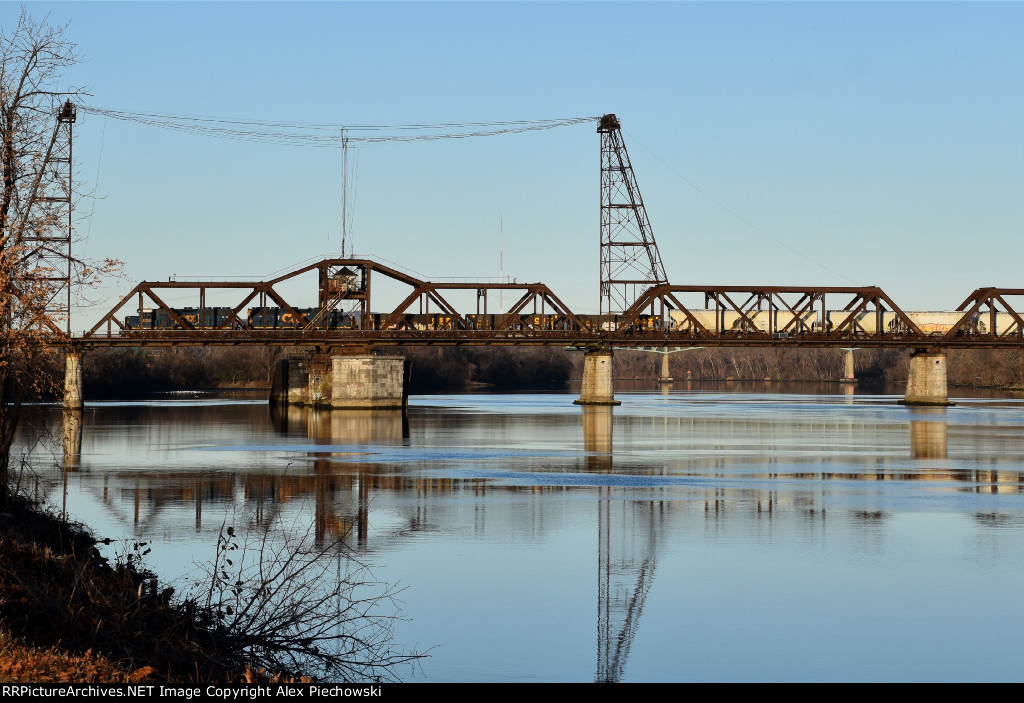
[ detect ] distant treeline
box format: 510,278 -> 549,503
78,345 -> 1024,396
615,347 -> 1024,388
83,347 -> 283,396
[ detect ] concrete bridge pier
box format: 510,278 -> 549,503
575,349 -> 620,406
64,350 -> 84,410
901,349 -> 954,406
271,351 -> 410,409
659,352 -> 673,384
330,352 -> 409,409
841,348 -> 856,384
270,356 -> 310,405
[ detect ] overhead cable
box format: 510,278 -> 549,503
78,106 -> 600,146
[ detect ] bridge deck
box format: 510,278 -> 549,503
69,329 -> 1024,350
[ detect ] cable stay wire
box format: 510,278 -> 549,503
77,106 -> 600,146
624,129 -> 865,287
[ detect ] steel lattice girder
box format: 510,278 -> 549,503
74,259 -> 1024,350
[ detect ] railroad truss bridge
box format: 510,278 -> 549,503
41,113 -> 1024,409
65,255 -> 1024,409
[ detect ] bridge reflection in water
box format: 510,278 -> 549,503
43,391 -> 1024,681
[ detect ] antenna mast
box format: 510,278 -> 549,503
340,128 -> 349,257
598,114 -> 667,315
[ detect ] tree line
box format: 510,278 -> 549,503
77,344 -> 1024,395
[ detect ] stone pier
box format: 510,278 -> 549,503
901,349 -> 954,406
271,352 -> 409,409
331,354 -> 408,409
270,356 -> 310,405
841,348 -> 856,384
575,349 -> 620,406
659,352 -> 673,384
64,351 -> 83,410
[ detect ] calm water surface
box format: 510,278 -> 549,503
26,383 -> 1024,682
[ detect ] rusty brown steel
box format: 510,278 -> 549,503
72,258 -> 1024,351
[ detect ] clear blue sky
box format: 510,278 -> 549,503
10,2 -> 1024,325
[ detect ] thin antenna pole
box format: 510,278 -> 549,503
341,128 -> 349,257
500,215 -> 503,309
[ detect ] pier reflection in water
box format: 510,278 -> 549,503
909,407 -> 948,460
32,386 -> 1024,681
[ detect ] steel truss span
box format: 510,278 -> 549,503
72,258 -> 1024,350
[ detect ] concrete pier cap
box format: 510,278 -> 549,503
900,348 -> 954,407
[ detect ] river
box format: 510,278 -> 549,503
22,382 -> 1024,682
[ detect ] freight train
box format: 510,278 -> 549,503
124,307 -> 360,330
122,306 -> 1018,337
121,307 -> 665,332
667,309 -> 1020,336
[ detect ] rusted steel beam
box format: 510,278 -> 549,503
75,259 -> 1024,351
991,293 -> 1024,337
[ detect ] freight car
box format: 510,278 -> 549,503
666,308 -> 1002,337
123,305 -> 1008,338
124,307 -> 360,330
888,311 -> 993,336
125,307 -> 241,330
669,309 -> 817,335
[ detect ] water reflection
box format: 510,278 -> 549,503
597,493 -> 659,682
582,406 -> 613,473
42,397 -> 1024,542
23,390 -> 1024,681
908,407 -> 948,460
270,405 -> 408,443
62,409 -> 82,471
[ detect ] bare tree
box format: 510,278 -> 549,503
0,10 -> 117,500
188,521 -> 426,682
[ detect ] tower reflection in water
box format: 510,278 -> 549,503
581,405 -> 659,683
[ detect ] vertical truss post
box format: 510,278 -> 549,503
599,114 -> 667,316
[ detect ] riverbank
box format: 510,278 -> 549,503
0,496 -> 240,683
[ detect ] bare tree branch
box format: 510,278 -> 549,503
0,9 -> 114,501
185,518 -> 427,682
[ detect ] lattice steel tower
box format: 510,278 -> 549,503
23,100 -> 76,335
599,114 -> 667,315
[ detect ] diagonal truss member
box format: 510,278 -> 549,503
599,114 -> 668,316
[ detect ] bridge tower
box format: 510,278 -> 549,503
24,100 -> 76,337
598,114 -> 668,317
580,115 -> 669,405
